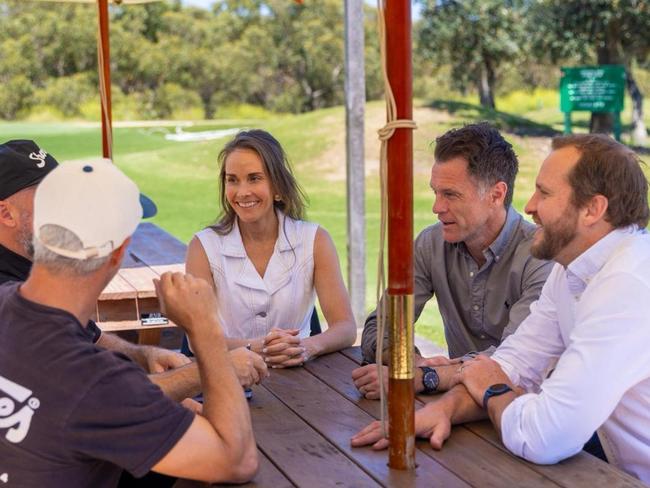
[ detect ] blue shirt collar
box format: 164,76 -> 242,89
486,206 -> 521,261
455,206 -> 521,263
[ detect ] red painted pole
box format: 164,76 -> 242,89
97,0 -> 113,159
385,0 -> 415,470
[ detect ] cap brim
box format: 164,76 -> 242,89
140,193 -> 157,219
2,172 -> 50,200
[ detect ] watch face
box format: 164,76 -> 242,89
423,369 -> 439,392
488,383 -> 511,394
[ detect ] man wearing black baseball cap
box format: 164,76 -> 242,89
0,140 -> 158,280
0,140 -> 200,394
0,140 -> 266,402
0,158 -> 258,486
0,139 -> 59,199
0,140 -> 59,282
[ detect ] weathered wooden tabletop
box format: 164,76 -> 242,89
120,225 -> 643,487
95,222 -> 187,343
175,347 -> 643,488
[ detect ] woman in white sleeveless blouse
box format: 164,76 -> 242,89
186,130 -> 356,368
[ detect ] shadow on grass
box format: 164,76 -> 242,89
427,99 -> 650,154
428,99 -> 561,137
560,120 -> 650,154
567,119 -> 641,134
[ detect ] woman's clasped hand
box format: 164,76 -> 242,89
262,328 -> 310,368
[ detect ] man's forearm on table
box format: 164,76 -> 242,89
442,385 -> 488,425
486,391 -> 518,435
149,361 -> 201,402
191,326 -> 255,458
96,331 -> 150,369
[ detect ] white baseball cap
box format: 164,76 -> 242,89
33,159 -> 152,260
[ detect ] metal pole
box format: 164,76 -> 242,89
385,0 -> 415,470
97,0 -> 113,159
344,0 -> 366,330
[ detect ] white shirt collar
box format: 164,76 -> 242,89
565,225 -> 641,296
221,210 -> 299,257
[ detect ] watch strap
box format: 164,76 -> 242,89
482,383 -> 513,410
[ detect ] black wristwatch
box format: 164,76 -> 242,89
482,383 -> 513,410
420,367 -> 440,394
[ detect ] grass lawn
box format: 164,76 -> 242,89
2,98 -> 649,349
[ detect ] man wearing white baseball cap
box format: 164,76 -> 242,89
33,159 -> 146,260
0,140 -> 199,403
0,160 -> 258,486
0,140 -> 269,407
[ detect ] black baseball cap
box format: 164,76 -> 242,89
0,140 -> 59,200
0,139 -> 157,218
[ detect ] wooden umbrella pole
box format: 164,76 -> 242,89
97,0 -> 113,160
385,0 -> 415,470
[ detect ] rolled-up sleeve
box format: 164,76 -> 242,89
360,309 -> 380,363
500,393 -> 581,464
496,271 -> 650,464
360,231 -> 435,364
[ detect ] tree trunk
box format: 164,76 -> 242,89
589,112 -> 615,134
626,67 -> 647,145
590,20 -> 623,135
200,91 -> 214,119
477,58 -> 495,109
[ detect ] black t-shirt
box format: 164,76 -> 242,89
0,244 -> 31,286
0,283 -> 194,487
0,244 -> 102,342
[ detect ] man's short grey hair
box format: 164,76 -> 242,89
33,224 -> 110,275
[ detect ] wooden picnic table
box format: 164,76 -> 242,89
107,224 -> 642,487
94,222 -> 187,345
175,347 -> 644,488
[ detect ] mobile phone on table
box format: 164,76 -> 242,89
140,312 -> 169,326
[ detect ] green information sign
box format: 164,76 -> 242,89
560,65 -> 626,113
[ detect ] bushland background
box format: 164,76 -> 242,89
1,0 -> 648,346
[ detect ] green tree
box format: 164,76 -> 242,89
0,1 -> 96,119
268,0 -> 345,112
34,73 -> 96,117
155,8 -> 232,117
0,0 -> 372,120
530,0 -> 650,142
0,75 -> 34,119
417,0 -> 525,109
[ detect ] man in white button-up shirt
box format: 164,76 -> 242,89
352,134 -> 650,483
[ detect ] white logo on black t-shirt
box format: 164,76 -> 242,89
0,375 -> 39,444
